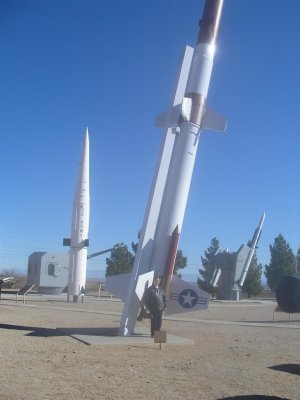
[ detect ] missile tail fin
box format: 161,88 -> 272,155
105,273 -> 132,301
135,270 -> 154,302
166,275 -> 210,315
201,107 -> 227,132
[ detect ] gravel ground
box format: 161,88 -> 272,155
0,294 -> 299,400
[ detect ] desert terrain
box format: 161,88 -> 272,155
0,292 -> 299,400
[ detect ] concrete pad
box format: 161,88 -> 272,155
59,324 -> 193,346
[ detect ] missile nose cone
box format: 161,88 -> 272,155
257,212 -> 265,231
84,127 -> 89,145
76,128 -> 90,190
260,212 -> 266,226
81,128 -> 89,161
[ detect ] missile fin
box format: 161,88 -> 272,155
135,270 -> 154,301
155,45 -> 194,130
105,273 -> 132,301
201,106 -> 227,132
165,275 -> 210,315
155,104 -> 182,129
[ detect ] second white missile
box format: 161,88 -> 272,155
63,128 -> 90,302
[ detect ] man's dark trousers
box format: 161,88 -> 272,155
151,310 -> 163,337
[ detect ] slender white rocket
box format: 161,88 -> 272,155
118,0 -> 226,335
238,212 -> 265,287
67,128 -> 90,301
150,0 -> 225,277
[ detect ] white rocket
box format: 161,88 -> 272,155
238,212 -> 266,287
64,128 -> 90,302
209,212 -> 266,298
106,0 -> 226,334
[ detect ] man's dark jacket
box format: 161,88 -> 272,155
143,285 -> 167,313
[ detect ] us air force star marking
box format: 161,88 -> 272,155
179,289 -> 198,309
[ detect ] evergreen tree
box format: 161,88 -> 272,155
198,237 -> 220,293
106,241 -> 187,278
105,243 -> 135,277
264,234 -> 296,291
242,252 -> 263,298
173,250 -> 187,277
131,242 -> 138,255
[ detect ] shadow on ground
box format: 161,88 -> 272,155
236,319 -> 300,324
0,323 -> 119,337
269,363 -> 300,376
218,396 -> 290,400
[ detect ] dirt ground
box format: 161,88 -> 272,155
0,293 -> 299,400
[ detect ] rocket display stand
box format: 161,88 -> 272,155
16,284 -> 35,304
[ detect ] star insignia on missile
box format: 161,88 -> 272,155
179,289 -> 198,309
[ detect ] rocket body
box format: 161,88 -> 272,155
150,122 -> 200,275
238,212 -> 265,287
117,0 -> 225,335
149,0 -> 225,282
67,129 -> 90,300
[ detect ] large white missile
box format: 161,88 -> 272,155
64,129 -> 90,302
106,0 -> 226,335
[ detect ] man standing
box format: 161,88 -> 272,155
143,275 -> 167,337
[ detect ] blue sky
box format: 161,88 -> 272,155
1,0 -> 299,280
